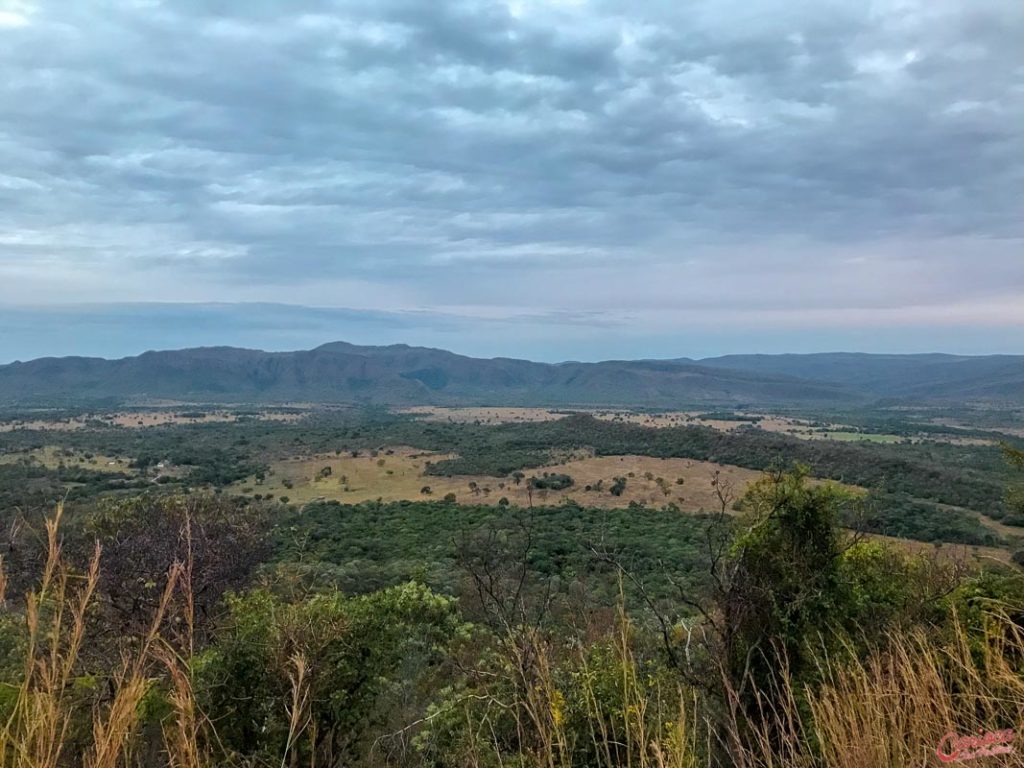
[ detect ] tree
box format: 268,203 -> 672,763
715,470 -> 854,698
1003,443 -> 1024,524
593,468 -> 896,757
79,493 -> 273,641
609,477 -> 627,496
197,583 -> 463,765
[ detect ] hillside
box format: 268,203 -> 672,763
0,342 -> 853,407
697,352 -> 1024,402
0,343 -> 1022,407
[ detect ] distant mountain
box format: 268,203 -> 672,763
0,343 -> 1020,407
0,342 -> 853,408
696,352 -> 1024,402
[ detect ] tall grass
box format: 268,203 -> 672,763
804,616 -> 1024,768
0,504 -> 204,768
704,613 -> 1023,768
457,605 -> 1024,768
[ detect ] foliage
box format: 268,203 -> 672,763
609,476 -> 627,496
1004,443 -> 1024,524
0,490 -> 1019,767
78,493 -> 275,639
2,407 -> 1018,541
274,499 -> 715,604
196,583 -> 464,765
849,492 -> 1003,545
528,472 -> 574,491
0,407 -> 1022,766
715,471 -> 856,698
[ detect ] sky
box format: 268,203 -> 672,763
0,0 -> 1022,363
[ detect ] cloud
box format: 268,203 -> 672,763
0,0 -> 1021,353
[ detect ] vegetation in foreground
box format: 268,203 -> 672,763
0,467 -> 1022,767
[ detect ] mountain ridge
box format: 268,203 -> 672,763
1,343 -> 1021,407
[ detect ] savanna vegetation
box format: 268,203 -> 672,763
0,405 -> 1023,766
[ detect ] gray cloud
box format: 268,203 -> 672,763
0,0 -> 1022,351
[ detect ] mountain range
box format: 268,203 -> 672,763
1,342 -> 1022,408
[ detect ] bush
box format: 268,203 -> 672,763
528,473 -> 574,491
196,584 -> 463,765
609,477 -> 627,496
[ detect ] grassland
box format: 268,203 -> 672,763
399,405 -> 773,431
0,407 -> 303,432
0,445 -> 129,472
397,406 -> 994,445
234,447 -> 855,513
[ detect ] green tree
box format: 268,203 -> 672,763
1004,443 -> 1024,524
999,444 -> 1024,564
196,583 -> 464,765
716,469 -> 856,700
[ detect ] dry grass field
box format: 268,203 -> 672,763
107,410 -> 303,427
397,406 -> 567,424
241,446 -> 463,505
235,447 -> 856,513
0,408 -> 303,432
401,405 -> 792,431
399,406 -> 997,446
399,405 -> 760,430
0,446 -> 129,471
866,531 -> 1012,565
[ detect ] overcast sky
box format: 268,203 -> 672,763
1,0 -> 1022,362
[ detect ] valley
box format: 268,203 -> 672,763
1,347 -> 1022,768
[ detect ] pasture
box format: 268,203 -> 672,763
235,447 -> 841,513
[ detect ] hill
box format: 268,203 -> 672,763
0,342 -> 851,407
0,343 -> 1021,407
697,352 -> 1024,402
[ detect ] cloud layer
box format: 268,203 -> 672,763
0,0 -> 1022,355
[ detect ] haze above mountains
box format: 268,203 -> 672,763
1,342 -> 1022,408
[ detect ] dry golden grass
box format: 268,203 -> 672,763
397,406 -> 567,424
459,595 -> 1024,768
866,532 -> 1012,566
0,504 -> 204,768
728,615 -> 1024,768
0,409 -> 302,433
239,449 -> 783,512
105,410 -> 302,428
244,449 -> 858,513
513,455 -> 766,511
245,446 -> 462,505
0,448 -> 126,472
